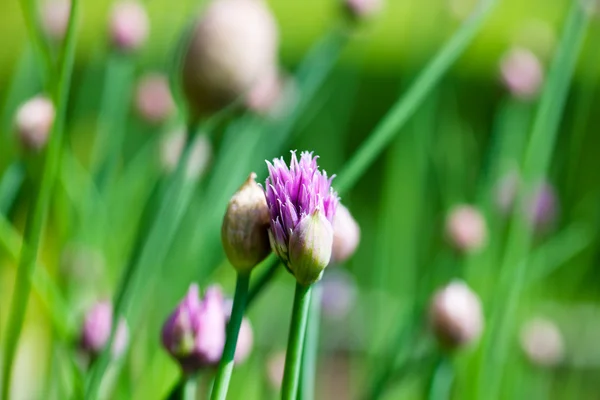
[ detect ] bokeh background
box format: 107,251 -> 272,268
1,0 -> 600,399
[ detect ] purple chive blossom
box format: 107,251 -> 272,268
265,151 -> 338,284
161,284 -> 227,374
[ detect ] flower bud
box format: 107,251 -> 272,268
500,47 -> 544,100
331,204 -> 360,264
520,317 -> 564,367
494,170 -> 520,216
320,269 -> 357,320
288,209 -> 334,286
445,205 -> 487,253
109,1 -> 149,52
159,129 -> 212,180
14,96 -> 55,152
244,68 -> 284,116
162,284 -> 227,374
80,301 -> 129,358
429,280 -> 483,349
182,0 -> 279,118
222,298 -> 254,363
527,182 -> 558,233
41,0 -> 71,41
134,73 -> 174,124
222,173 -> 271,272
266,351 -> 286,390
343,0 -> 383,20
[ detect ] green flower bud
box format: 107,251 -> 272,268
221,173 -> 271,272
288,209 -> 334,285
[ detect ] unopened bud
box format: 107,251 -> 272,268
159,129 -> 212,180
14,96 -> 55,152
288,209 -> 334,285
266,351 -> 286,390
429,280 -> 483,349
222,173 -> 271,272
244,68 -> 284,116
109,1 -> 149,52
445,205 -> 487,253
331,204 -> 360,264
343,0 -> 383,20
80,301 -> 129,358
134,73 -> 174,124
500,47 -> 544,100
182,0 -> 279,118
41,0 -> 71,41
527,182 -> 558,233
520,317 -> 564,367
320,269 -> 358,320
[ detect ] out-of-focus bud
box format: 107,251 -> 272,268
41,0 -> 71,41
500,47 -> 544,100
343,0 -> 383,20
159,129 -> 212,179
494,170 -> 520,216
109,1 -> 149,52
244,68 -> 284,116
520,317 -> 564,367
429,280 -> 483,349
222,298 -> 254,363
445,205 -> 487,253
221,173 -> 271,273
80,301 -> 129,358
182,0 -> 279,118
134,73 -> 174,124
288,209 -> 335,286
320,269 -> 358,320
161,284 -> 227,374
266,351 -> 286,390
527,182 -> 558,233
14,96 -> 55,152
331,204 -> 360,264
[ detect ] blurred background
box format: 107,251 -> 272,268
1,0 -> 600,399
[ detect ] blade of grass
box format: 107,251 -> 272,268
1,0 -> 79,395
475,3 -> 590,399
0,162 -> 25,215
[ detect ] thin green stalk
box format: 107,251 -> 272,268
334,0 -> 498,195
18,0 -> 54,86
298,283 -> 322,400
281,283 -> 313,400
0,162 -> 25,215
247,256 -> 280,308
1,0 -> 78,396
85,123 -> 201,399
210,273 -> 251,400
167,375 -> 198,400
427,356 -> 454,400
476,3 -> 589,400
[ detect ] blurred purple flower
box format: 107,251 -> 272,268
320,269 -> 358,320
161,284 -> 226,374
500,47 -> 544,100
528,183 -> 558,232
80,301 -> 129,358
265,151 -> 338,284
223,299 -> 254,364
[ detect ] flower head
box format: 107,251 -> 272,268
41,0 -> 71,41
445,205 -> 487,253
161,284 -> 226,374
265,151 -> 338,284
109,1 -> 149,52
331,203 -> 360,264
14,96 -> 55,152
134,73 -> 174,124
500,47 -> 544,100
80,301 -> 129,358
520,317 -> 564,367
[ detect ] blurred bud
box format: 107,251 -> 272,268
429,280 -> 483,349
500,47 -> 544,100
445,205 -> 487,253
288,209 -> 334,286
182,0 -> 279,118
244,68 -> 284,116
14,96 -> 55,152
80,301 -> 129,358
109,1 -> 149,52
331,204 -> 360,264
159,129 -> 212,179
527,182 -> 558,233
320,269 -> 358,320
41,0 -> 71,41
343,0 -> 383,20
223,298 -> 254,364
520,317 -> 564,367
494,170 -> 520,216
161,284 -> 227,374
222,173 -> 271,273
266,351 -> 286,390
134,73 -> 174,124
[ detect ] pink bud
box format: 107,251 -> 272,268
41,0 -> 71,41
109,1 -> 149,52
266,351 -> 286,390
520,317 -> 564,367
234,318 -> 254,363
159,129 -> 212,179
445,205 -> 487,253
80,301 -> 129,358
320,269 -> 358,320
244,68 -> 284,115
134,73 -> 174,124
343,0 -> 383,20
14,96 -> 55,152
331,204 -> 360,264
500,47 -> 544,100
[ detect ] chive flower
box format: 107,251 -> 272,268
265,151 -> 338,285
80,301 -> 129,358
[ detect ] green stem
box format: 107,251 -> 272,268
210,273 -> 251,400
1,0 -> 78,396
297,283 -> 322,400
427,355 -> 454,400
246,256 -> 280,308
167,375 -> 198,400
19,0 -> 54,86
334,0 -> 498,195
281,283 -> 313,400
